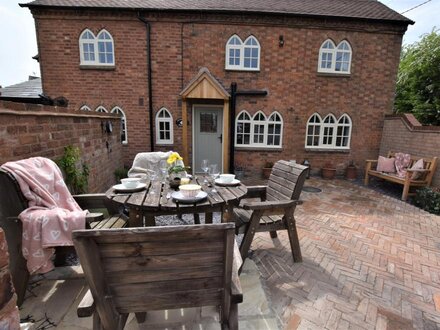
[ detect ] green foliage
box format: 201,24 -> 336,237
395,29 -> 440,125
114,167 -> 128,182
57,146 -> 89,194
415,187 -> 440,215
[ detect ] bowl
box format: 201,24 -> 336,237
179,184 -> 201,198
121,178 -> 141,189
219,174 -> 235,183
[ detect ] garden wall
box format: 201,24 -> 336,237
379,114 -> 440,187
0,101 -> 123,192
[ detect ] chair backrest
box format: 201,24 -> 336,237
0,168 -> 30,306
266,160 -> 308,202
73,223 -> 235,328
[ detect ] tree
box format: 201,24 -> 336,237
395,29 -> 440,125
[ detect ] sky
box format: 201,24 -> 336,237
0,0 -> 439,87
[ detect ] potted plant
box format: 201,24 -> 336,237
345,160 -> 357,180
321,162 -> 336,179
262,161 -> 274,179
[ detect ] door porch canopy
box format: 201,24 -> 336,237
180,67 -> 230,172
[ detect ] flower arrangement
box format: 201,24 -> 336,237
167,152 -> 188,175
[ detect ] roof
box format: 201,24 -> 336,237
0,78 -> 42,100
21,0 -> 413,25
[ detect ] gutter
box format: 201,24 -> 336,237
137,13 -> 155,152
229,83 -> 268,172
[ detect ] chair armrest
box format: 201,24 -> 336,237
85,213 -> 104,224
242,199 -> 296,210
243,185 -> 267,199
77,289 -> 95,317
231,241 -> 243,304
73,193 -> 108,210
406,168 -> 430,173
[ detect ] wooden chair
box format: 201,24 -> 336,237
73,223 -> 243,330
233,160 -> 307,267
0,168 -> 127,306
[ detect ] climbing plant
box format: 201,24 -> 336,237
57,145 -> 89,194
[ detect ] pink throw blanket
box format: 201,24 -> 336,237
2,157 -> 87,274
394,153 -> 411,178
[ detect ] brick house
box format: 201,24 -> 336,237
21,0 -> 412,177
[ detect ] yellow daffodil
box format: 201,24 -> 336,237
167,152 -> 183,164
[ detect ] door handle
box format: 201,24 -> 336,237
218,134 -> 222,142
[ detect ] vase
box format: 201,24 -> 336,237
321,167 -> 336,179
345,166 -> 357,180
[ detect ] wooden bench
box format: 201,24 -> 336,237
364,152 -> 438,201
0,168 -> 127,306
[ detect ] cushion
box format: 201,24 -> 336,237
394,153 -> 411,178
377,156 -> 396,173
410,158 -> 424,180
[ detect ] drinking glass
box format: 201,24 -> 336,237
159,160 -> 168,183
209,164 -> 219,192
201,159 -> 209,183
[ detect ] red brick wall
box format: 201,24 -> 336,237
379,114 -> 440,187
0,101 -> 123,192
0,229 -> 20,329
31,9 -> 406,177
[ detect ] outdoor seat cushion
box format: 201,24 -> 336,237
377,156 -> 396,173
410,159 -> 424,180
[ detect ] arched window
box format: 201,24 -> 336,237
252,112 -> 267,145
336,114 -> 352,148
95,106 -> 108,113
79,29 -> 96,64
79,28 -> 115,66
305,113 -> 352,149
155,107 -> 173,144
318,39 -> 352,74
243,36 -> 260,70
225,35 -> 260,71
235,111 -> 282,148
97,30 -> 114,65
267,112 -> 283,146
235,111 -> 251,146
306,113 -> 322,147
80,105 -> 92,111
111,106 -> 128,144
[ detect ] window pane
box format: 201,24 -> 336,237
98,42 -> 105,52
267,136 -> 274,145
106,42 -> 113,52
160,132 -> 165,139
307,136 -> 313,145
106,54 -> 113,63
99,53 -> 106,63
200,113 -> 217,133
252,48 -> 258,57
244,58 -> 250,68
165,132 -> 170,140
244,48 -> 251,57
251,59 -> 258,68
244,135 -> 250,144
274,136 -> 280,145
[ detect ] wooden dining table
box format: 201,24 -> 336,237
105,176 -> 247,227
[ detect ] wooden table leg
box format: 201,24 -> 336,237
205,212 -> 213,224
222,204 -> 234,223
194,213 -> 200,224
129,208 -> 143,227
145,214 -> 156,227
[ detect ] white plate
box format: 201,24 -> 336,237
171,191 -> 208,203
113,183 -> 147,192
215,178 -> 241,186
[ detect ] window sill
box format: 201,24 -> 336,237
316,72 -> 351,78
235,146 -> 283,152
305,148 -> 350,153
80,65 -> 115,70
225,68 -> 260,72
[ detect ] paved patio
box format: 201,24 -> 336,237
249,177 -> 440,329
18,177 -> 440,329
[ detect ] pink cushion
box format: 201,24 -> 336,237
394,153 -> 411,178
377,156 -> 396,173
410,158 -> 424,180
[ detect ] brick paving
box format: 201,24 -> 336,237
244,177 -> 440,329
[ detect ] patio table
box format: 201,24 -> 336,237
105,176 -> 247,227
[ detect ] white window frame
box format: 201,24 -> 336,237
225,35 -> 260,71
80,105 -> 91,111
95,106 -> 108,113
318,39 -> 352,74
305,113 -> 352,150
79,28 -> 115,66
235,110 -> 283,149
111,106 -> 128,144
267,111 -> 283,147
155,107 -> 173,145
